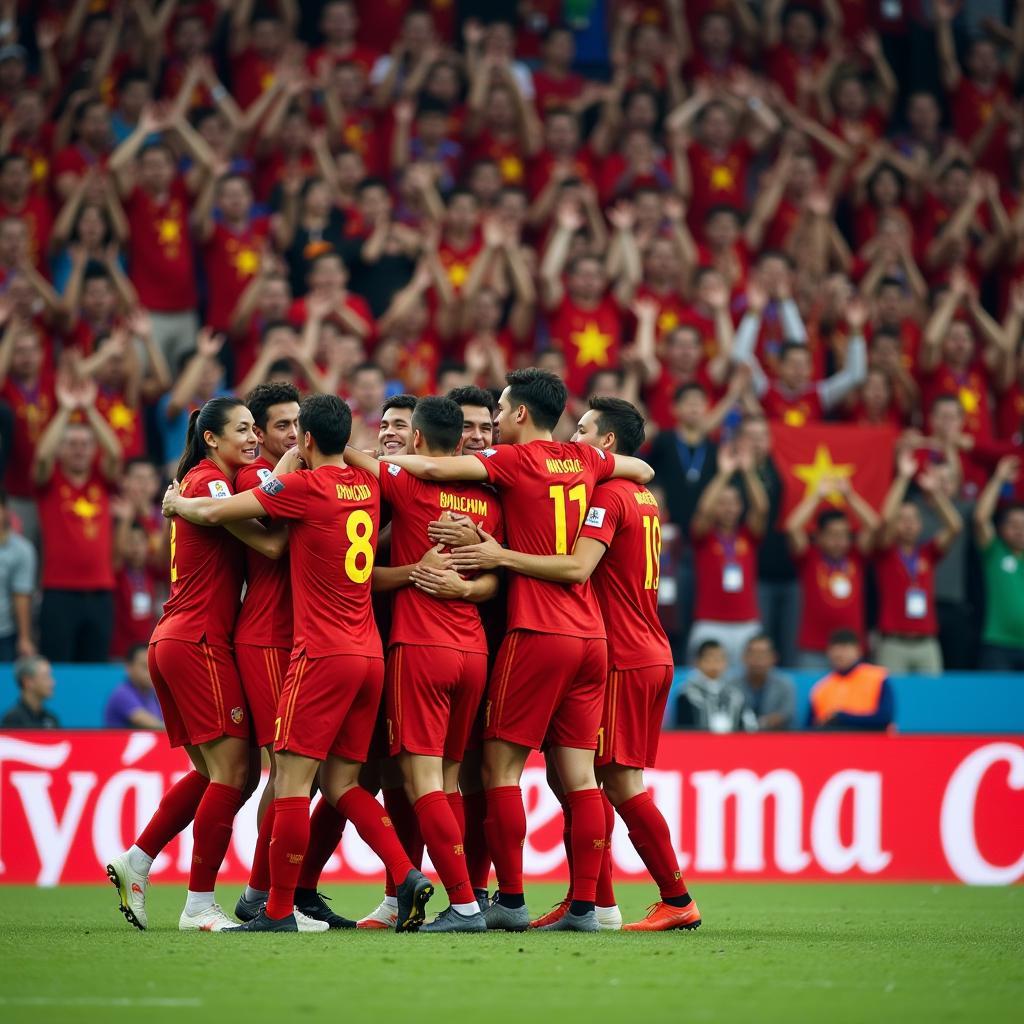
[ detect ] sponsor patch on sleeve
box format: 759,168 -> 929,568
208,480 -> 231,499
259,477 -> 285,496
480,448 -> 498,458
387,463 -> 402,476
256,468 -> 273,483
595,448 -> 606,459
585,506 -> 606,528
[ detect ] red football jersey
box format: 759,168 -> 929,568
796,546 -> 866,652
111,565 -> 160,657
473,440 -> 615,637
36,466 -> 116,590
233,458 -> 293,648
152,459 -> 245,645
874,540 -> 942,637
920,363 -> 993,439
578,478 -> 672,670
548,293 -> 624,397
253,464 -> 383,659
0,373 -> 55,497
686,140 -> 754,229
0,194 -> 52,270
125,180 -> 198,311
202,218 -> 270,331
95,385 -> 145,460
380,465 -> 503,653
691,526 -> 759,622
761,385 -> 825,427
644,363 -> 722,432
437,236 -> 483,297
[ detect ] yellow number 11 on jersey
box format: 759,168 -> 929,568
549,483 -> 587,555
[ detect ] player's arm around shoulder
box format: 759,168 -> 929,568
380,452 -> 490,482
161,478 -> 268,527
606,451 -> 655,484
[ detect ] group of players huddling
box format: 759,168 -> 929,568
105,367 -> 699,934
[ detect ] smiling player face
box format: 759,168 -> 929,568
256,401 -> 300,462
206,406 -> 258,470
378,407 -> 414,456
459,404 -> 493,452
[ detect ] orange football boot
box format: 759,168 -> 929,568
622,900 -> 702,932
529,897 -> 571,929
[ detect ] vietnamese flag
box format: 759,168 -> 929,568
771,424 -> 898,519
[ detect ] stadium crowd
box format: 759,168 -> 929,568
0,0 -> 1023,705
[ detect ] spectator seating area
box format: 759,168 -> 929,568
0,1 -> 1022,691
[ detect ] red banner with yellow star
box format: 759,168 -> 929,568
771,424 -> 898,519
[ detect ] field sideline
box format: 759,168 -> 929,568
0,883 -> 1020,1023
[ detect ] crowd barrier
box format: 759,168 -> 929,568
8,664 -> 1024,733
1,731 -> 1020,886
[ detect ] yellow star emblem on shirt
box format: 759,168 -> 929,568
157,218 -> 181,244
783,408 -> 807,427
107,401 -> 135,431
710,164 -> 735,190
571,322 -> 613,367
793,445 -> 855,505
958,386 -> 979,414
499,154 -> 524,183
448,262 -> 469,288
260,71 -> 276,92
234,247 -> 260,276
70,496 -> 101,520
658,309 -> 679,334
31,156 -> 48,182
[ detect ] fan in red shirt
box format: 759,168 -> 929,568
453,396 -> 699,933
764,3 -> 830,104
0,153 -> 52,271
195,173 -> 270,332
540,200 -> 639,397
688,443 -> 770,667
0,324 -> 56,502
110,504 -> 161,659
166,393 -> 434,933
531,26 -> 590,114
51,98 -> 112,202
874,448 -> 964,674
436,189 -> 483,299
306,0 -> 378,79
33,377 -> 122,664
106,395 -> 287,934
382,368 -> 655,932
345,396 -> 503,932
227,6 -> 292,109
785,477 -> 881,667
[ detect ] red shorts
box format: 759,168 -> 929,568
148,639 -> 249,749
596,664 -> 674,769
386,644 -> 488,761
234,643 -> 290,748
274,650 -> 385,762
483,630 -> 608,751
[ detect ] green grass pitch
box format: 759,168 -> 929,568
0,883 -> 1021,1023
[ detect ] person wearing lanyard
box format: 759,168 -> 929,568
874,447 -> 962,675
785,475 -> 880,670
687,443 -> 769,668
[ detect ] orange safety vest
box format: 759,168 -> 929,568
810,663 -> 888,724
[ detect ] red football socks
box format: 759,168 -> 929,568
136,770 -> 209,859
247,801 -> 276,892
297,798 -> 347,890
596,790 -> 616,907
446,791 -> 465,838
266,796 -> 310,919
566,788 -> 605,903
337,788 -> 414,884
382,786 -> 424,868
484,785 -> 526,896
462,790 -> 491,891
415,791 -> 473,904
618,791 -> 688,900
188,781 -> 241,894
559,796 -> 574,902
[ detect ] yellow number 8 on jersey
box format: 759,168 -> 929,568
344,509 -> 375,583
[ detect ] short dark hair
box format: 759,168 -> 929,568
589,396 -> 646,457
696,639 -> 723,659
674,381 -> 706,403
352,361 -> 384,380
779,340 -> 810,362
505,368 -> 567,431
138,140 -> 174,163
447,385 -> 496,414
411,396 -> 464,454
298,394 -> 351,454
931,393 -> 962,413
246,382 -> 301,430
382,393 -> 417,415
745,632 -> 774,651
827,628 -> 861,647
260,319 -> 295,342
816,508 -> 848,532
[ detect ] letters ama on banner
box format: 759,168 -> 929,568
0,732 -> 1022,886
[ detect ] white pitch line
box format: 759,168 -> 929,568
0,997 -> 203,1007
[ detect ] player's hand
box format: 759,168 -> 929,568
161,480 -> 182,519
409,565 -> 470,600
417,543 -> 453,572
449,527 -> 505,572
426,513 -> 482,548
275,446 -> 305,475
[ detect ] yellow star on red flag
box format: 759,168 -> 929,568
793,445 -> 855,505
